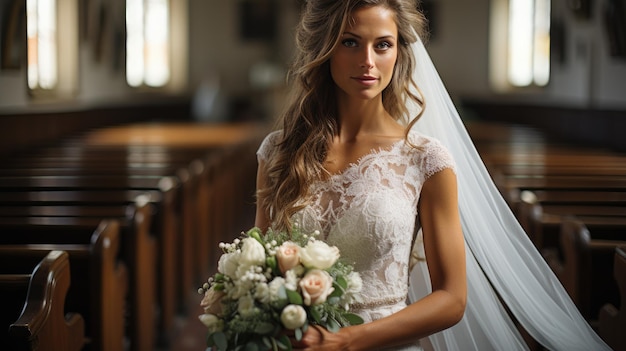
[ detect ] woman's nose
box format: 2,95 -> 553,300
360,47 -> 375,69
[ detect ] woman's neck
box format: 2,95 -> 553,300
335,97 -> 405,143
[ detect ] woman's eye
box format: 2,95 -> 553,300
342,39 -> 358,47
377,41 -> 392,50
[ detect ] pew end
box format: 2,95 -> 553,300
1,250 -> 85,351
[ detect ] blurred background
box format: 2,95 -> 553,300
0,1 -> 625,351
0,0 -> 625,153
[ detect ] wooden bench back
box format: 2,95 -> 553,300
0,250 -> 85,351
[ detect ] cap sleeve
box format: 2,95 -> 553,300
256,130 -> 282,163
417,135 -> 456,179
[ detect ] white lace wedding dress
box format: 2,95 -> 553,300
258,130 -> 455,351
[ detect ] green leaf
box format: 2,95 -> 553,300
327,296 -> 340,305
254,322 -> 276,335
327,317 -> 341,333
277,285 -> 287,300
212,332 -> 228,350
276,334 -> 292,350
262,337 -> 273,349
295,327 -> 303,341
286,289 -> 303,305
336,276 -> 348,290
310,306 -> 322,324
245,342 -> 259,351
344,313 -> 365,325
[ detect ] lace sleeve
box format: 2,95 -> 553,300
420,136 -> 456,179
256,130 -> 282,163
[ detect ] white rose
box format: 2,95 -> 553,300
240,237 -> 266,266
299,269 -> 334,306
218,252 -> 239,277
237,293 -> 257,317
280,304 -> 307,330
300,240 -> 340,270
198,313 -> 224,333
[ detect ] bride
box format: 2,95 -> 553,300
254,0 -> 611,350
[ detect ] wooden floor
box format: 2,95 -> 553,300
162,293 -> 208,351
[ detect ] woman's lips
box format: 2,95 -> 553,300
353,76 -> 378,86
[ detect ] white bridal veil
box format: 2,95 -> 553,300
406,39 -> 611,351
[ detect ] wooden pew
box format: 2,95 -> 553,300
598,246 -> 626,351
0,184 -> 180,344
0,150 -> 199,339
495,174 -> 626,210
0,121 -> 265,347
556,217 -> 626,323
517,190 -> 626,251
0,250 -> 85,351
0,153 -> 238,343
0,199 -> 153,351
0,221 -> 126,351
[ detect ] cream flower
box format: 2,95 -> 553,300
198,313 -> 224,333
218,252 -> 239,277
300,240 -> 340,270
276,241 -> 301,274
254,282 -> 271,304
280,304 -> 307,330
237,293 -> 257,317
299,269 -> 334,306
268,277 -> 286,302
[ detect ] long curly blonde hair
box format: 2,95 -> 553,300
258,0 -> 428,232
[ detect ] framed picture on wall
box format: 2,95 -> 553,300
1,0 -> 25,70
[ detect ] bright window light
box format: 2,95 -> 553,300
507,0 -> 551,87
27,0 -> 57,90
533,0 -> 551,86
126,0 -> 170,88
508,0 -> 533,86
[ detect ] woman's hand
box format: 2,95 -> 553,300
288,325 -> 350,351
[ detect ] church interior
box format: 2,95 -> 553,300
0,0 -> 625,350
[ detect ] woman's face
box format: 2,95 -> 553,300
330,6 -> 398,102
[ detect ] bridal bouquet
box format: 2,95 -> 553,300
198,226 -> 363,351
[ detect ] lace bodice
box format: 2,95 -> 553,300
257,130 -> 455,326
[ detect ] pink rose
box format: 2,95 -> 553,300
276,241 -> 301,274
200,286 -> 225,316
299,269 -> 334,306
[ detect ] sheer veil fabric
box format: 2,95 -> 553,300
406,38 -> 611,350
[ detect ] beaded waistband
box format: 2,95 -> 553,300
350,295 -> 407,310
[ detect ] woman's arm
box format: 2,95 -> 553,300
294,168 -> 466,351
254,159 -> 271,232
